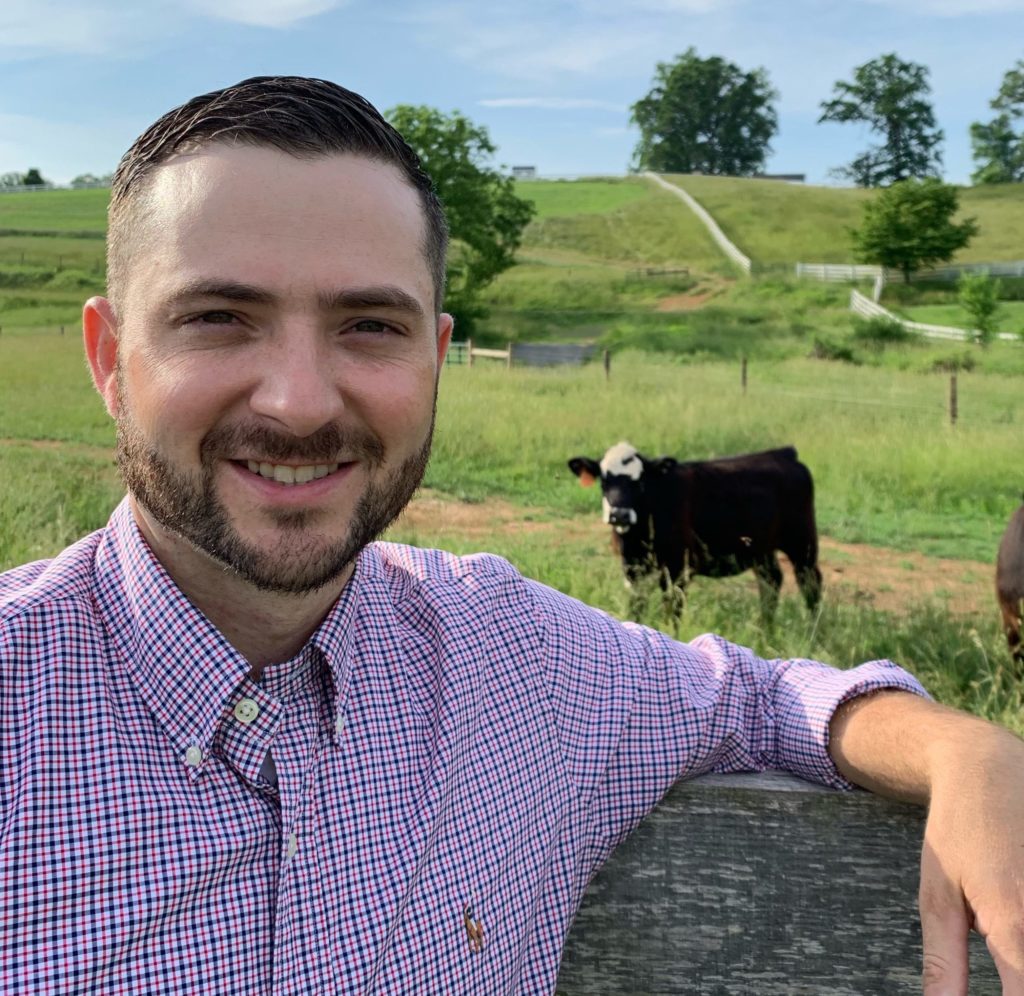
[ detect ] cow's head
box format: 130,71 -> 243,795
568,441 -> 677,535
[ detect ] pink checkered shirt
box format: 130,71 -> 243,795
0,499 -> 926,994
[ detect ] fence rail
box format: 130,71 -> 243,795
558,771 -> 998,993
445,340 -> 597,368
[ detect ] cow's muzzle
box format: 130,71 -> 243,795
604,507 -> 638,534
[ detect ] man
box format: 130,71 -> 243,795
0,76 -> 1021,995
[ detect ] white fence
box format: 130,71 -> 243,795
642,172 -> 752,275
848,289 -> 1019,343
796,263 -> 882,282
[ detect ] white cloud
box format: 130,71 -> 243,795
0,0 -> 164,55
479,97 -> 626,112
182,0 -> 347,28
0,0 -> 346,55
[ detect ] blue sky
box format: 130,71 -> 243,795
2,0 -> 1022,187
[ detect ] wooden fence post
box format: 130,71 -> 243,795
467,338 -> 474,368
59,325 -> 64,336
506,341 -> 513,369
603,349 -> 611,381
741,356 -> 748,395
950,374 -> 958,426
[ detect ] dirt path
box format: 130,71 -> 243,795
397,491 -> 994,616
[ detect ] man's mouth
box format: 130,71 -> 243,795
243,460 -> 342,486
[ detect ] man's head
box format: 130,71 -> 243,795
85,77 -> 453,596
107,76 -> 448,315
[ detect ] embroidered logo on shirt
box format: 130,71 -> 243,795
463,903 -> 484,953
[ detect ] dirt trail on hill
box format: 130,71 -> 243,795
398,491 -> 994,617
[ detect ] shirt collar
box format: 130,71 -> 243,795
93,498 -> 364,773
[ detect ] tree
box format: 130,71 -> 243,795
850,178 -> 977,283
71,172 -> 113,188
0,172 -> 23,189
958,272 -> 1002,345
386,105 -> 535,333
971,60 -> 1024,184
22,168 -> 47,186
630,48 -> 778,176
819,53 -> 943,186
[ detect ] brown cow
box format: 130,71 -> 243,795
996,496 -> 1024,661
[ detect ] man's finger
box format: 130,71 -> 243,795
920,841 -> 970,996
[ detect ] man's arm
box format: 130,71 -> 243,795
829,690 -> 1024,995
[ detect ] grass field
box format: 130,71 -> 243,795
4,182 -> 1024,733
661,174 -> 1024,267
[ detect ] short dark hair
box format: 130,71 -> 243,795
107,76 -> 449,311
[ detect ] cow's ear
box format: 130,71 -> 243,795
649,457 -> 678,475
568,457 -> 601,487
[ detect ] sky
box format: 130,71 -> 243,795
1,0 -> 1022,188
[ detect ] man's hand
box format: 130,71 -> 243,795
829,691 -> 1024,994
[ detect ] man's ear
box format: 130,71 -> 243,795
436,312 -> 454,368
567,456 -> 601,487
82,296 -> 120,418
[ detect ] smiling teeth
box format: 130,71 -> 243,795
246,461 -> 340,485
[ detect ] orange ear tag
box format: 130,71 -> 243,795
579,470 -> 596,488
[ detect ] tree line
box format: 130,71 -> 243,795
631,47 -> 1024,187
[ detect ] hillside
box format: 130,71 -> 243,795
660,174 -> 1024,267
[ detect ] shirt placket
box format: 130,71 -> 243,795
263,657 -> 335,994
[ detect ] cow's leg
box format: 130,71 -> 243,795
753,556 -> 782,622
795,563 -> 823,612
998,593 -> 1023,662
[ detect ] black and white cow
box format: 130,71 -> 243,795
568,441 -> 822,617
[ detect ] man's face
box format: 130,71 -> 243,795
89,146 -> 451,593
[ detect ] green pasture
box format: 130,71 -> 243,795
896,301 -> 1024,335
4,183 -> 1024,733
516,178 -> 725,272
0,187 -> 108,232
662,174 -> 1024,268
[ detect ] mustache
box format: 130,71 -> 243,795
200,421 -> 386,467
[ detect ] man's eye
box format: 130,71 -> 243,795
194,309 -> 236,325
348,319 -> 396,334
187,311 -> 238,326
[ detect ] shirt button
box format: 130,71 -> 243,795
185,745 -> 203,767
287,832 -> 298,860
233,697 -> 260,725
335,713 -> 345,736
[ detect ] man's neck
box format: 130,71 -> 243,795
129,498 -> 352,672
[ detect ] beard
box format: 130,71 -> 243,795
115,389 -> 433,595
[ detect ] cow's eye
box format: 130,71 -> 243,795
622,456 -> 633,465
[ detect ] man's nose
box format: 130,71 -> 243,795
248,333 -> 345,437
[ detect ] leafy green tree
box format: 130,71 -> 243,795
850,178 -> 977,283
630,47 -> 778,176
22,168 -> 47,186
386,105 -> 535,333
958,271 -> 1002,345
819,53 -> 943,186
971,60 -> 1024,184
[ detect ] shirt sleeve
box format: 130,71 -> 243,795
527,578 -> 930,853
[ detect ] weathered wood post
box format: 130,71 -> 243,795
467,339 -> 474,368
603,349 -> 611,382
950,373 -> 958,427
741,355 -> 748,395
506,341 -> 513,370
558,771 -> 999,993
59,325 -> 64,336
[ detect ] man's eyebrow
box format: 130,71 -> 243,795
163,281 -> 426,319
318,285 -> 425,318
164,280 -> 276,307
